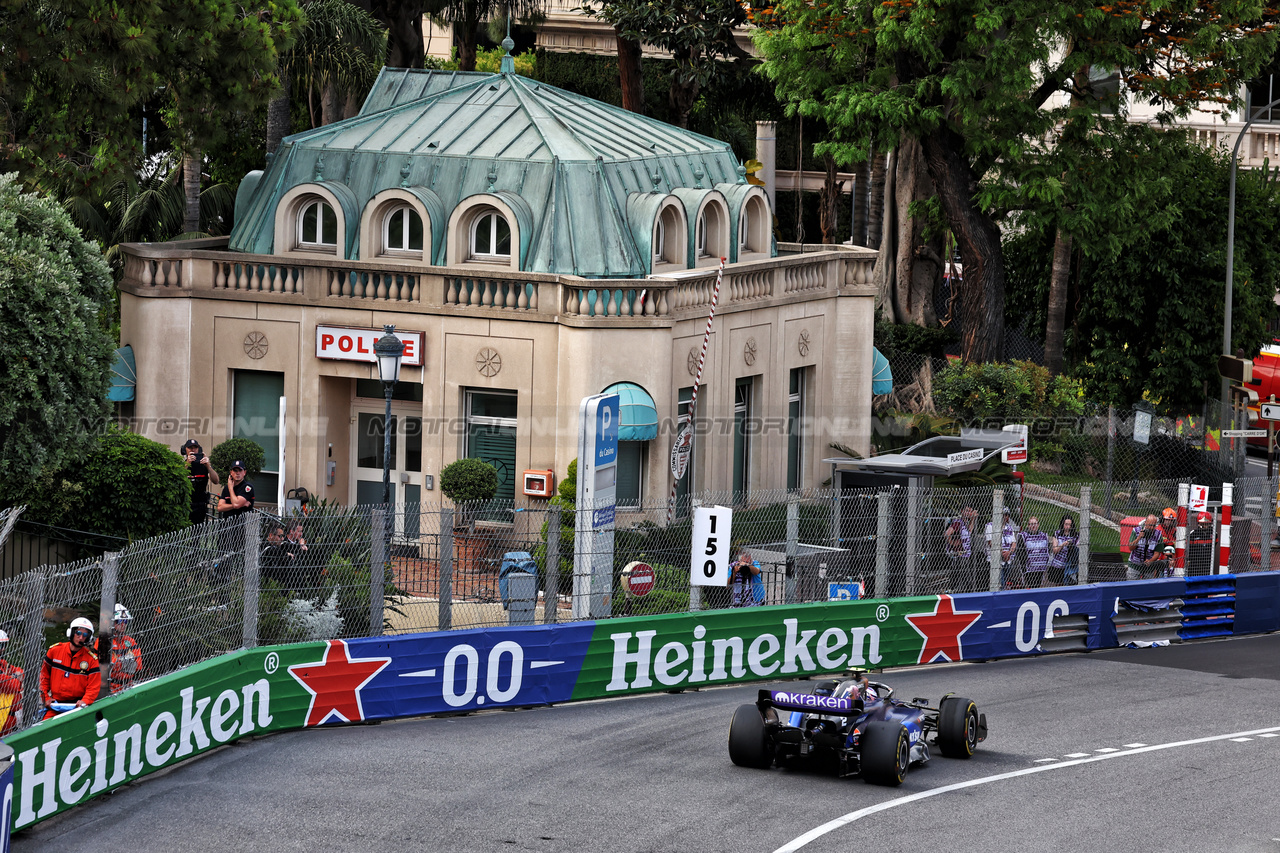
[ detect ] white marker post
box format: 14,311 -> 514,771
690,505 -> 732,588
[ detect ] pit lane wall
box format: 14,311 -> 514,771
7,574 -> 1275,829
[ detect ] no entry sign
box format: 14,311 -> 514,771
623,562 -> 656,597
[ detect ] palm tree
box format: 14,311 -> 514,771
268,0 -> 388,154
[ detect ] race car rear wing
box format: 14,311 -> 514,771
758,688 -> 865,717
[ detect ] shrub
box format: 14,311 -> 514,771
439,457 -> 499,503
933,360 -> 1084,424
75,426 -> 191,541
210,437 -> 266,480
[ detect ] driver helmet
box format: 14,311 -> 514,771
67,617 -> 94,640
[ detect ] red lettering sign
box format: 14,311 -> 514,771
339,336 -> 353,352
316,326 -> 424,366
321,334 -> 335,349
357,337 -> 369,354
402,339 -> 415,359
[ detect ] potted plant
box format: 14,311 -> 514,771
439,457 -> 500,572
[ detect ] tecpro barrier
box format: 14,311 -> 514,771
8,573 -> 1277,830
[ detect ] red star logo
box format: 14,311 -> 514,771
287,640 -> 391,727
904,595 -> 983,665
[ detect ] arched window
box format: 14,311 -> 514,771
738,194 -> 769,257
384,206 -> 424,253
298,199 -> 337,249
694,199 -> 727,266
470,211 -> 511,260
652,203 -> 684,268
739,209 -> 749,250
653,220 -> 666,264
696,213 -> 708,258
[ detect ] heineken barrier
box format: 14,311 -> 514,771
5,576 -> 1274,831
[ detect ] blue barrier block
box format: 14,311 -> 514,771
1234,572 -> 1280,634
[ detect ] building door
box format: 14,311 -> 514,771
352,405 -> 423,540
465,389 -> 518,504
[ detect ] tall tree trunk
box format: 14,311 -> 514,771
266,67 -> 292,156
385,1 -> 426,68
852,158 -> 870,247
1045,228 -> 1073,375
321,82 -> 342,125
874,137 -> 941,327
874,149 -> 898,321
819,153 -> 840,244
616,30 -> 644,114
919,126 -> 1005,363
868,152 -> 887,249
344,89 -> 365,119
183,149 -> 202,235
456,26 -> 478,71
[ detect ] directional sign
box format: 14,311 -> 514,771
1262,403 -> 1280,421
1221,429 -> 1268,438
946,448 -> 984,465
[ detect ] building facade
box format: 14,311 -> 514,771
117,67 -> 877,529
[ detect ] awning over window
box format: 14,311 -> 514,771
871,347 -> 893,396
108,346 -> 136,402
602,382 -> 658,441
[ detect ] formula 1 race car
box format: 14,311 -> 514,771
728,677 -> 988,785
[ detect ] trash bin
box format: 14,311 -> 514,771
499,551 -> 538,625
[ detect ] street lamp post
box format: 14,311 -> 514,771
373,325 -> 405,510
1222,96 -> 1280,423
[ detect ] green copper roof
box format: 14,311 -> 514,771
229,68 -> 771,277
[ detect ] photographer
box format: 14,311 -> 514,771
181,439 -> 220,525
729,549 -> 763,607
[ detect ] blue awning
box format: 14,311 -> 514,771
108,345 -> 136,402
871,347 -> 893,396
602,382 -> 658,441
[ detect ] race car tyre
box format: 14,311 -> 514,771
937,696 -> 979,758
728,704 -> 773,769
860,721 -> 910,786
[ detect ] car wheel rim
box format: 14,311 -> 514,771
965,711 -> 976,748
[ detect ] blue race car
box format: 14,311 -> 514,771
727,677 -> 988,785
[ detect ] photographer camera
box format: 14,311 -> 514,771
728,549 -> 764,607
181,439 -> 220,526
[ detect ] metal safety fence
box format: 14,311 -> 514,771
1,476 -> 1277,736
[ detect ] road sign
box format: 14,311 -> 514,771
670,425 -> 692,479
828,582 -> 863,601
1221,429 -> 1267,437
1262,403 -> 1280,421
1133,410 -> 1152,445
947,448 -> 984,465
1218,354 -> 1254,383
622,562 -> 655,597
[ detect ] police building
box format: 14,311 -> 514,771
115,63 -> 878,526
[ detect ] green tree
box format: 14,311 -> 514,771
439,457 -> 499,503
75,428 -> 192,541
0,173 -> 115,510
753,0 -> 1280,362
210,438 -> 268,480
1006,130 -> 1280,410
438,0 -> 544,72
588,0 -> 750,127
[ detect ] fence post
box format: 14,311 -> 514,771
829,489 -> 843,549
786,499 -> 799,604
20,570 -> 45,731
371,507 -> 384,635
1079,486 -> 1091,585
439,508 -> 453,631
243,513 -> 260,650
99,551 -> 119,692
906,481 -> 920,595
543,505 -> 560,624
1218,482 -> 1234,575
370,509 -> 386,636
875,492 -> 889,599
988,493 -> 1003,592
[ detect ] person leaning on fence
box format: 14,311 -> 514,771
0,630 -> 24,735
1018,517 -> 1051,589
1128,514 -> 1167,580
729,550 -> 764,607
945,506 -> 980,592
986,508 -> 1020,590
283,519 -> 322,594
39,617 -> 100,720
260,524 -> 291,588
1050,515 -> 1080,586
109,605 -> 142,694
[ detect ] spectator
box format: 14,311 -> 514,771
109,604 -> 142,694
39,617 -> 100,720
945,505 -> 980,592
729,550 -> 763,607
261,524 -> 291,588
215,460 -> 256,580
181,439 -> 220,526
985,507 -> 1020,590
0,630 -> 24,736
1158,507 -> 1178,550
1187,512 -> 1215,576
1127,514 -> 1166,580
282,520 -> 320,594
1018,517 -> 1051,589
1050,515 -> 1080,586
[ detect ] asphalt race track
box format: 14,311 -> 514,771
16,633 -> 1280,853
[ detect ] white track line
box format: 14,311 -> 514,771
772,725 -> 1280,853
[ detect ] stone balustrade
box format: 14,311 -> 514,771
117,238 -> 876,324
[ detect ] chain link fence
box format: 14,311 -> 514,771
1,475 -> 1277,736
